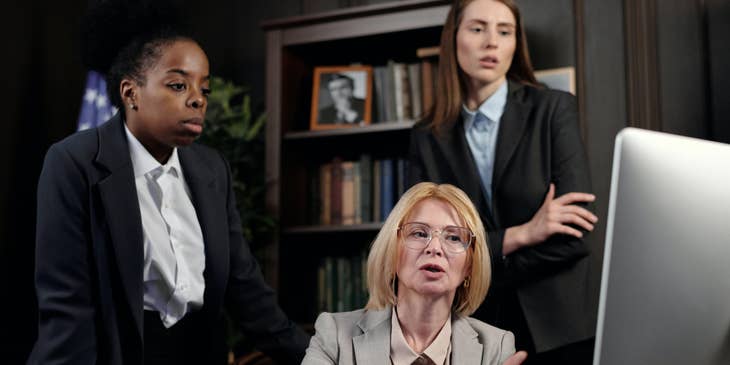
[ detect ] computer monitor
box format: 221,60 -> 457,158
594,128 -> 730,365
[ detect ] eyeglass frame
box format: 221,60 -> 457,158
396,222 -> 475,254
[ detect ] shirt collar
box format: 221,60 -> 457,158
124,122 -> 181,179
390,307 -> 452,365
461,80 -> 508,130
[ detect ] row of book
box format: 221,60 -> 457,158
308,155 -> 409,226
317,251 -> 369,313
372,58 -> 439,123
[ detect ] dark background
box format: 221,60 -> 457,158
2,0 -> 728,362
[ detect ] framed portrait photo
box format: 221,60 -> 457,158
534,66 -> 576,95
310,65 -> 373,130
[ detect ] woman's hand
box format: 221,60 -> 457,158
503,351 -> 528,365
504,184 -> 597,255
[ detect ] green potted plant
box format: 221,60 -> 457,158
198,77 -> 275,363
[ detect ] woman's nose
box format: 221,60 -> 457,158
424,232 -> 444,256
483,29 -> 497,48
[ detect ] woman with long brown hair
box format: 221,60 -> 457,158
408,0 -> 597,363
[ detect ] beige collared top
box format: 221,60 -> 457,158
390,307 -> 452,365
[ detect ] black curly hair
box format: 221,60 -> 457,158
81,0 -> 197,118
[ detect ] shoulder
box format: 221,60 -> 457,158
511,82 -> 575,109
50,127 -> 99,158
41,127 -> 102,173
457,317 -> 515,362
314,308 -> 368,329
462,317 -> 512,339
411,116 -> 438,140
184,142 -> 228,171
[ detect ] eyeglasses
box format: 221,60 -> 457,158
398,222 -> 474,254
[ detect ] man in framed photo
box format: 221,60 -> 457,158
318,73 -> 365,124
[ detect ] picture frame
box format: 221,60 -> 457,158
310,65 -> 373,130
534,66 -> 576,95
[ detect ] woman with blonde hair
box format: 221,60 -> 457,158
302,182 -> 526,364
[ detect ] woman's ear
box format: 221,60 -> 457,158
120,79 -> 138,110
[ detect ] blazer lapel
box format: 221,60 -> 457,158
450,316 -> 483,365
95,115 -> 145,338
353,308 -> 391,364
178,147 -> 227,315
492,82 -> 531,196
434,119 -> 495,227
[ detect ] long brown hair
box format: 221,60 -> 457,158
427,0 -> 539,132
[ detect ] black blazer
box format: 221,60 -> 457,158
29,115 -> 309,364
408,81 -> 596,352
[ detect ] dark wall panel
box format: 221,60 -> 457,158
657,0 -> 708,138
520,0 -> 576,70
707,0 -> 730,143
582,0 -> 627,313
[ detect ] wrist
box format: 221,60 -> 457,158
504,225 -> 527,255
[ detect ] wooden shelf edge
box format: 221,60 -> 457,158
284,121 -> 415,140
261,0 -> 448,30
283,222 -> 384,234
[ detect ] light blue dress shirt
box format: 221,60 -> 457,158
463,81 -> 508,208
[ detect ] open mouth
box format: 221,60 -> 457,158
420,264 -> 445,273
481,56 -> 498,63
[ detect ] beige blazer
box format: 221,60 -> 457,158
301,307 -> 515,365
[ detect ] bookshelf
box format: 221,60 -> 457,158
262,0 -> 450,323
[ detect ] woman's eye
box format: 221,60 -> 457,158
445,235 -> 462,243
411,230 -> 429,239
168,83 -> 186,91
470,27 -> 483,33
499,30 -> 513,36
202,88 -> 212,97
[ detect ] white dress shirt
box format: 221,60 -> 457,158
125,124 -> 206,328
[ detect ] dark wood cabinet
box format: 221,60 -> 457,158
262,0 -> 450,323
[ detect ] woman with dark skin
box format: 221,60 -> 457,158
29,4 -> 308,365
408,0 -> 597,363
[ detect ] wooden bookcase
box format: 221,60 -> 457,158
262,0 -> 450,324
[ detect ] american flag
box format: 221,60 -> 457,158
77,70 -> 117,131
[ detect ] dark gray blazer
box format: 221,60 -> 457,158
408,81 -> 596,352
29,115 -> 309,364
302,307 -> 515,365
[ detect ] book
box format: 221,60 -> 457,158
341,161 -> 355,225
336,257 -> 346,311
359,154 -> 372,223
408,63 -> 423,119
372,159 -> 381,222
373,66 -> 388,123
325,257 -> 334,312
421,59 -> 435,114
392,62 -> 411,121
353,161 -> 361,224
309,167 -> 320,225
380,158 -> 395,220
317,261 -> 326,313
385,61 -> 397,122
319,163 -> 331,225
396,158 -> 406,198
330,158 -> 343,225
416,46 -> 440,58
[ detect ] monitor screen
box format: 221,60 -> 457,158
594,128 -> 730,365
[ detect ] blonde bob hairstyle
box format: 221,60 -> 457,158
365,182 -> 491,316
